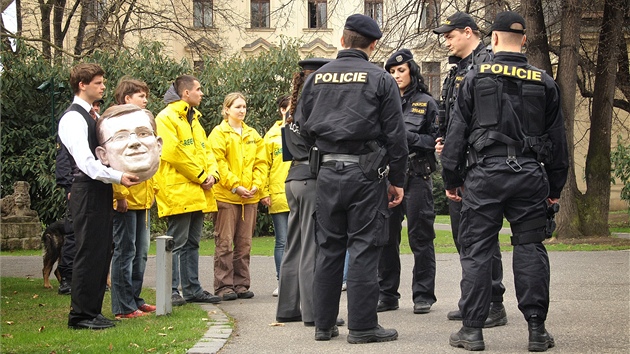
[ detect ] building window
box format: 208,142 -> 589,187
251,0 -> 270,28
193,0 -> 213,28
85,0 -> 106,22
365,0 -> 383,27
422,62 -> 441,98
308,0 -> 327,29
419,0 -> 439,29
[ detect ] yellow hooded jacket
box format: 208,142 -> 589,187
261,120 -> 290,214
209,119 -> 267,205
112,179 -> 158,210
154,100 -> 220,217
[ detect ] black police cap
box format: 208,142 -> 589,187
298,58 -> 332,71
344,14 -> 383,40
385,49 -> 414,71
490,11 -> 526,34
433,12 -> 479,34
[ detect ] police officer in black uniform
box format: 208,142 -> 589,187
441,12 -> 568,352
296,14 -> 408,344
433,12 -> 508,326
377,49 -> 440,315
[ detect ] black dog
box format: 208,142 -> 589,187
42,220 -> 65,289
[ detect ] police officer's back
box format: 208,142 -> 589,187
441,11 -> 568,352
295,14 -> 408,344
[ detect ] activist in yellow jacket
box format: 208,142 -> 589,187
154,99 -> 220,217
261,120 -> 290,214
209,119 -> 267,205
112,180 -> 158,210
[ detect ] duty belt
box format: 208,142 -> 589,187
321,154 -> 360,164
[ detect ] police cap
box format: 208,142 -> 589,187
433,12 -> 479,34
344,14 -> 383,40
385,49 -> 414,71
298,58 -> 332,71
490,11 -> 526,34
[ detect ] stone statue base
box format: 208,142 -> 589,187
1,221 -> 42,250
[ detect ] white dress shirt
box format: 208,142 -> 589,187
58,96 -> 122,184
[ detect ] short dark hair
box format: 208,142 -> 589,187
114,78 -> 150,105
69,63 -> 105,94
174,75 -> 198,97
342,29 -> 375,49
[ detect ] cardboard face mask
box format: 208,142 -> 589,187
95,110 -> 162,182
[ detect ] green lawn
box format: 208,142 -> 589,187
0,277 -> 216,354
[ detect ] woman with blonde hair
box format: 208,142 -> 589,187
209,92 -> 267,300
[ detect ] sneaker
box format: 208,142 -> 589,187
237,290 -> 255,299
58,278 -> 71,295
171,293 -> 186,306
115,310 -> 150,319
272,287 -> 279,297
219,290 -> 238,301
138,304 -> 156,313
187,290 -> 221,304
347,325 -> 398,344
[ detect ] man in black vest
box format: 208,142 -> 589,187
58,63 -> 139,330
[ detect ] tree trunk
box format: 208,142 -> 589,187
582,0 -> 623,236
555,0 -> 584,238
522,0 -> 553,74
73,0 -> 88,57
38,0 -> 52,59
52,0 -> 66,60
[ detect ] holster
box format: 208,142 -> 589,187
359,141 -> 388,181
409,152 -> 437,178
308,146 -> 321,175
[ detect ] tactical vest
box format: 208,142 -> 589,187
468,63 -> 552,164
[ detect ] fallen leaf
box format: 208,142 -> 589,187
33,294 -> 39,299
158,333 -> 167,336
268,322 -> 285,327
39,303 -> 45,307
39,326 -> 45,332
6,321 -> 14,325
167,326 -> 173,330
201,318 -> 209,321
208,310 -> 217,315
129,343 -> 139,348
145,348 -> 156,352
13,291 -> 17,294
109,343 -> 113,351
1,334 -> 13,338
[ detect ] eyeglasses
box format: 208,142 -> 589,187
102,127 -> 156,145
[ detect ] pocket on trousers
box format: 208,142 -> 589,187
371,209 -> 391,247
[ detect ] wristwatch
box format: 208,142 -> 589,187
231,187 -> 238,194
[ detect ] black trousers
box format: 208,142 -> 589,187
313,163 -> 388,331
459,158 -> 550,328
378,174 -> 437,304
451,192 -> 506,303
68,179 -> 113,325
58,196 -> 76,280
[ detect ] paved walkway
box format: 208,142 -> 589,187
1,249 -> 628,353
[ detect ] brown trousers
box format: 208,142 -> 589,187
213,202 -> 257,294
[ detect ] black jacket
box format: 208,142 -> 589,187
296,49 -> 408,187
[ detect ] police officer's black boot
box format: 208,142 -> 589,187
484,302 -> 507,328
449,326 -> 484,351
58,278 -> 71,295
527,315 -> 555,352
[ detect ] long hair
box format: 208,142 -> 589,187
407,60 -> 431,97
287,70 -> 315,123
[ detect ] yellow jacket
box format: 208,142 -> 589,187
261,121 -> 290,214
209,120 -> 267,205
154,100 -> 220,217
112,179 -> 158,210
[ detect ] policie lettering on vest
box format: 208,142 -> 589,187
314,72 -> 368,85
478,64 -> 542,82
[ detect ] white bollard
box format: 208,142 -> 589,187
155,235 -> 174,316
